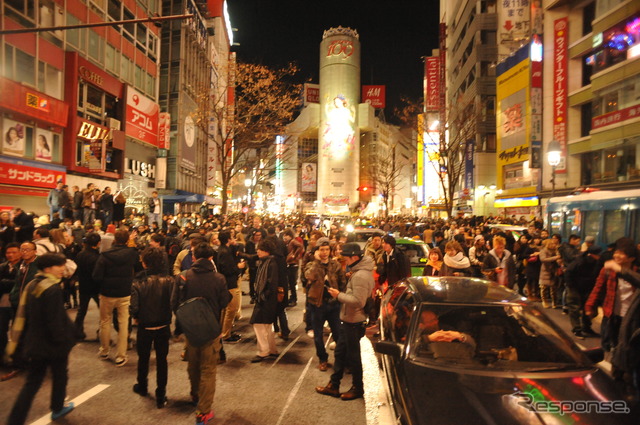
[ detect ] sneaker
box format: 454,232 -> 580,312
51,402 -> 75,420
328,341 -> 336,350
99,350 -> 109,360
306,329 -> 314,338
195,410 -> 215,425
115,357 -> 127,367
133,383 -> 148,396
223,334 -> 242,343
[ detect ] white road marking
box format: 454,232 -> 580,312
29,384 -> 110,425
275,357 -> 314,425
270,335 -> 302,368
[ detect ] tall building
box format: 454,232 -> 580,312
158,0 -> 233,213
439,0 -> 499,217
1,0 -> 163,213
542,0 -> 640,197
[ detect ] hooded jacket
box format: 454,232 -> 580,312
75,246 -> 101,293
173,258 -> 230,324
337,255 -> 375,323
93,244 -> 139,297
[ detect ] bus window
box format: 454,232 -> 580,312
583,211 -> 602,242
550,211 -> 564,236
604,210 -> 627,245
566,209 -> 581,235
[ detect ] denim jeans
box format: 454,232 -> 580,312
309,301 -> 341,363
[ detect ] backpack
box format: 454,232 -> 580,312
176,297 -> 221,347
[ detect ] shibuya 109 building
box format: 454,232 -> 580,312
283,27 -> 413,215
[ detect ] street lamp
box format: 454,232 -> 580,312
547,140 -> 561,197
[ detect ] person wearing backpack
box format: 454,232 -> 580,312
173,243 -> 230,425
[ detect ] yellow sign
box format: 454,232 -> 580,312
496,58 -> 530,188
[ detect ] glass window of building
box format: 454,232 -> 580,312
107,0 -> 121,21
5,0 -> 36,21
88,30 -> 104,63
122,7 -> 135,43
16,49 -> 36,87
66,13 -> 85,52
4,45 -> 14,79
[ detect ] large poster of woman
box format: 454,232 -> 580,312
35,128 -> 53,162
3,119 -> 25,157
322,94 -> 355,159
301,163 -> 317,192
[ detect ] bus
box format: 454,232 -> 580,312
545,189 -> 640,248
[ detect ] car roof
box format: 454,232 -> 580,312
403,276 -> 525,304
395,237 -> 426,246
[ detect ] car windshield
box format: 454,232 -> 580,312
395,243 -> 429,266
409,303 -> 590,371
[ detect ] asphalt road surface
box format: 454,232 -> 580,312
0,278 -> 608,425
0,278 -> 393,425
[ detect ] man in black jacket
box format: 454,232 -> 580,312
0,243 -> 21,357
130,247 -> 175,408
217,231 -> 244,343
379,235 -> 411,290
93,229 -> 138,366
173,243 -> 230,425
6,253 -> 77,424
74,233 -> 101,340
12,208 -> 34,244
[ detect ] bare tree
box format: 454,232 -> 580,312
370,150 -> 405,218
396,97 -> 473,217
198,62 -> 302,214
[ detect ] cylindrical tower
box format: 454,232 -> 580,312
318,27 -> 360,215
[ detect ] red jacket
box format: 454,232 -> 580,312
585,266 -> 638,318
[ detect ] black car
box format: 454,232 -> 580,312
374,276 -> 636,425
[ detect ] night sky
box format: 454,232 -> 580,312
226,0 -> 440,119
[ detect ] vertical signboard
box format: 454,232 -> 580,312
464,139 -> 475,190
553,17 -> 568,173
125,86 -> 159,146
416,114 -> 424,203
181,97 -> 197,171
157,112 -> 171,150
304,83 -> 320,105
498,0 -> 531,45
425,57 -> 440,111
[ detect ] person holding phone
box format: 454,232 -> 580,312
482,236 -> 516,288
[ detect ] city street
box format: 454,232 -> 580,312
0,278 -> 610,425
0,280 -> 390,425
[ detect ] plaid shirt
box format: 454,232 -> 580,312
586,266 -> 638,318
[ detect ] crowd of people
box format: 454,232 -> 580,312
0,203 -> 639,423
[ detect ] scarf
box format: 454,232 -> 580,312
444,252 -> 470,269
254,256 -> 273,296
5,272 -> 60,362
426,259 -> 443,271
